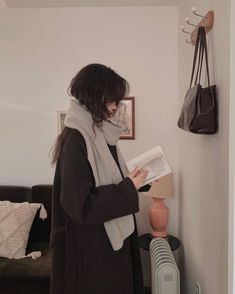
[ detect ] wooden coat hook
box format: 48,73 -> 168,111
191,10 -> 214,45
180,8 -> 215,45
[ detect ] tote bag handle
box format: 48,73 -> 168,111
190,26 -> 210,88
200,26 -> 210,86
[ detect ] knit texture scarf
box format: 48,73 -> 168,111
64,99 -> 134,251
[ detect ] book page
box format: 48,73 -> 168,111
136,152 -> 162,170
144,157 -> 166,181
127,146 -> 172,186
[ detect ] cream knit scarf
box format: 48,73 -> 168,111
64,99 -> 134,251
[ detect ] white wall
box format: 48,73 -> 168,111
178,1 -> 230,294
229,0 -> 235,293
0,1 -> 178,285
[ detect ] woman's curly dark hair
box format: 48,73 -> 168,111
69,63 -> 129,124
51,64 -> 129,166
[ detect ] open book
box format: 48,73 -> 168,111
126,146 -> 172,186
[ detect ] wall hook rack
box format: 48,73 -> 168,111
180,8 -> 214,46
185,38 -> 191,44
180,25 -> 191,35
191,7 -> 203,18
185,17 -> 197,27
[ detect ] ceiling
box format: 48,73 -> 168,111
5,0 -> 178,8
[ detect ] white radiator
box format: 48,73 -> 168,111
150,238 -> 180,294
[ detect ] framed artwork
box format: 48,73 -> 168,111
114,97 -> 135,140
57,97 -> 135,139
57,111 -> 66,133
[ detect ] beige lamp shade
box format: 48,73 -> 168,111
144,172 -> 174,198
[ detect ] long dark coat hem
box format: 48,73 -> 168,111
50,128 -> 145,294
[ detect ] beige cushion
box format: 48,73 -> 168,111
0,201 -> 47,259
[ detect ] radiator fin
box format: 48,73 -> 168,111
150,238 -> 180,294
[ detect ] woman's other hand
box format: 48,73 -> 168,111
127,167 -> 149,190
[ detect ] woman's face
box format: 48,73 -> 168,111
105,101 -> 118,119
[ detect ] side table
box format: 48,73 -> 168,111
139,233 -> 181,251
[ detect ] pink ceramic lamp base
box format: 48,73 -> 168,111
149,197 -> 169,238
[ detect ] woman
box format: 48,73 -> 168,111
50,64 -> 148,294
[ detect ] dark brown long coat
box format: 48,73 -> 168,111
50,129 -> 145,294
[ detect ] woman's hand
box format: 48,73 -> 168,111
127,167 -> 149,190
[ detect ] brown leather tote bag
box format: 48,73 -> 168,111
177,26 -> 218,134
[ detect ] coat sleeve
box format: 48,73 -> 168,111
138,184 -> 151,192
60,130 -> 139,225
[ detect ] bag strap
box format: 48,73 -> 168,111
200,26 -> 210,86
195,36 -> 204,85
190,27 -> 202,88
190,26 -> 211,87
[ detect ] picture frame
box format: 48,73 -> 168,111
57,97 -> 135,139
57,111 -> 67,134
114,97 -> 135,140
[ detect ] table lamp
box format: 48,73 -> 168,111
144,172 -> 174,238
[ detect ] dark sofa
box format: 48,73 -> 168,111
0,185 -> 52,294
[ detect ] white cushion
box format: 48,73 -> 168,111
0,201 -> 47,259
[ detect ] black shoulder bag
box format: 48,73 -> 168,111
177,26 -> 218,134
